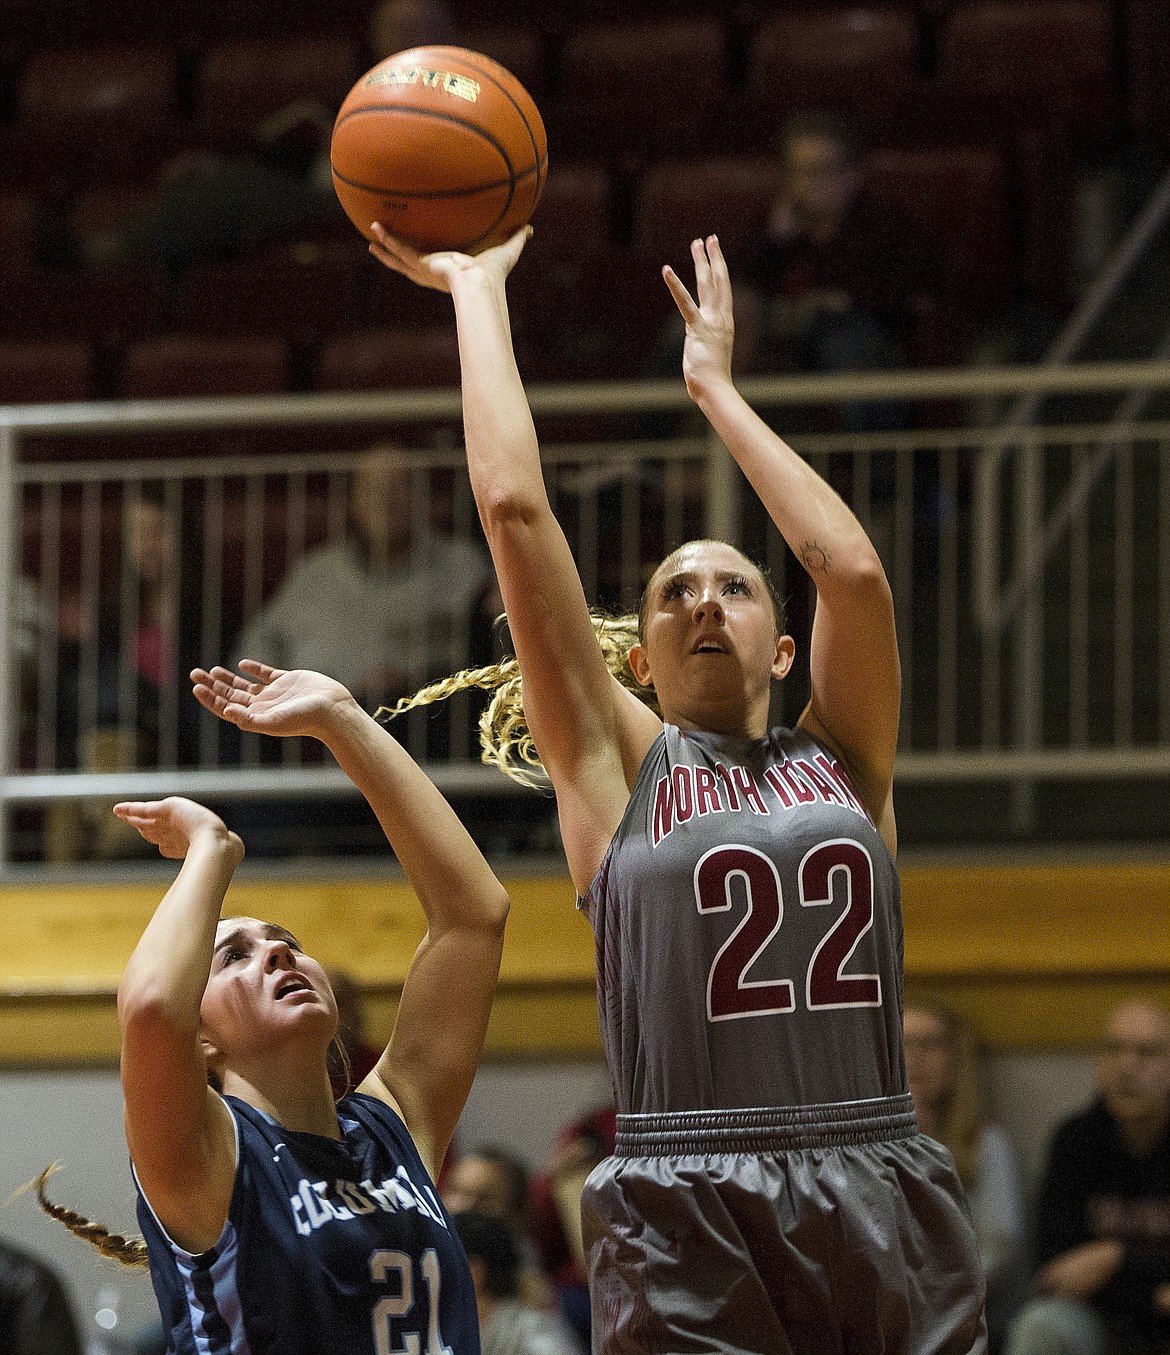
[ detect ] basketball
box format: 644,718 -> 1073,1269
331,46 -> 547,255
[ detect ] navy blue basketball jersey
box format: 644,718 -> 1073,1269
134,1091 -> 480,1355
582,724 -> 908,1115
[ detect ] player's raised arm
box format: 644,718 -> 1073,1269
368,227 -> 662,893
115,797 -> 243,1253
663,235 -> 901,848
192,662 -> 509,1179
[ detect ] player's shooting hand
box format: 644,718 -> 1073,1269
112,797 -> 242,863
368,222 -> 530,292
191,661 -> 355,741
662,235 -> 735,401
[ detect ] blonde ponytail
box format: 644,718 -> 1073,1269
378,612 -> 659,787
25,1165 -> 150,1269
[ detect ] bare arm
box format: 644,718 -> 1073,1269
192,662 -> 509,1179
665,237 -> 900,849
368,227 -> 661,893
116,798 -> 243,1253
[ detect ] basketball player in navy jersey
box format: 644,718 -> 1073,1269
369,222 -> 986,1353
38,662 -> 500,1354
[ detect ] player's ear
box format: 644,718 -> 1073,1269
628,643 -> 653,687
772,634 -> 795,681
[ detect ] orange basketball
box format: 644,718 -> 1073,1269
331,46 -> 547,254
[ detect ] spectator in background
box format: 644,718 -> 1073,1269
0,1235 -> 83,1355
1006,1000 -> 1170,1355
905,1000 -> 1025,1351
453,1211 -> 583,1355
48,486 -> 223,861
530,1105 -> 616,1350
51,0 -> 457,274
739,110 -> 943,431
443,1147 -> 556,1313
646,111 -> 942,436
235,443 -> 496,714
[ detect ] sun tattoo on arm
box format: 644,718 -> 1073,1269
800,540 -> 831,574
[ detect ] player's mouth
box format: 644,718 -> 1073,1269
692,636 -> 728,655
274,976 -> 313,1000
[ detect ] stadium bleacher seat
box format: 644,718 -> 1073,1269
18,44 -> 177,123
0,338 -> 96,402
313,325 -> 463,390
195,35 -> 361,128
174,256 -> 367,341
119,334 -> 291,397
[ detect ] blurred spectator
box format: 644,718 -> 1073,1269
49,0 -> 457,275
0,1235 -> 83,1355
905,1000 -> 1025,1350
529,1105 -> 616,1349
47,487 -> 222,860
647,111 -> 942,435
14,575 -> 48,744
235,443 -> 496,713
443,1147 -> 555,1313
1005,1000 -> 1170,1355
738,110 -> 944,425
452,1211 -> 583,1355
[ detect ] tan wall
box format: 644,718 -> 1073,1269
3,854 -> 1170,1062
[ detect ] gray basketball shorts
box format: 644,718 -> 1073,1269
580,1095 -> 987,1355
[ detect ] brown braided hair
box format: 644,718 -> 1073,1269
25,1165 -> 150,1269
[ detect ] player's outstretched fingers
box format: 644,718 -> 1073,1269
662,265 -> 699,324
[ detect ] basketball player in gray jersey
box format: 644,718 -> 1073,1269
371,222 -> 986,1352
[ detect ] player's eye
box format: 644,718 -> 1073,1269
723,575 -> 751,596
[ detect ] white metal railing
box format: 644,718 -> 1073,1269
3,362 -> 1170,865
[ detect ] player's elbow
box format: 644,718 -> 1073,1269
480,485 -> 546,536
118,984 -> 198,1046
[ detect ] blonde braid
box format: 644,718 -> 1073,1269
379,612 -> 659,787
23,1165 -> 150,1268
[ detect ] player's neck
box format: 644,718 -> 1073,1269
223,1061 -> 342,1140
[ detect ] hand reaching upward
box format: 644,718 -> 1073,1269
662,234 -> 735,400
112,797 -> 242,863
190,661 -> 354,741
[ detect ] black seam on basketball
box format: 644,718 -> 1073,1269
334,104 -> 516,179
435,50 -> 544,203
331,159 -> 541,199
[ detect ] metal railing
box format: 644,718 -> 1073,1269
3,361 -> 1170,864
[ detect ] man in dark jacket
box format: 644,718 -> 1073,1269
0,1235 -> 83,1355
1006,1000 -> 1170,1355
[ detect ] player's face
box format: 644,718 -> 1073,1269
634,542 -> 790,728
1098,1002 -> 1170,1130
200,917 -> 337,1057
903,1007 -> 952,1112
783,134 -> 859,229
441,1157 -> 514,1221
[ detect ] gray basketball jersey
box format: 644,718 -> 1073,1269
582,723 -> 908,1115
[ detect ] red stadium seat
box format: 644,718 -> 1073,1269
560,18 -> 728,104
864,146 -> 1012,306
174,257 -> 367,340
527,164 -> 612,261
313,326 -> 462,391
747,8 -> 921,103
633,157 -> 783,274
119,334 -> 291,397
0,339 -> 96,402
0,267 -> 169,343
196,36 -> 361,126
0,191 -> 38,273
461,25 -> 548,99
18,44 -> 177,123
938,1 -> 1117,138
68,185 -> 155,238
